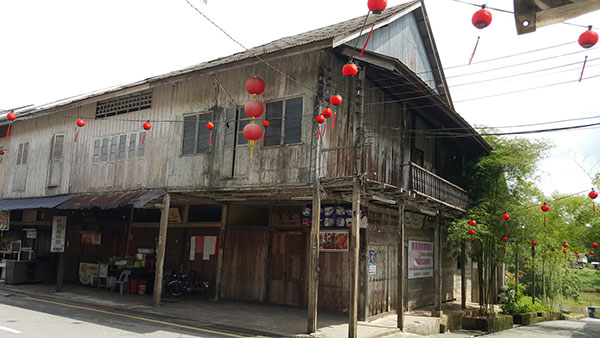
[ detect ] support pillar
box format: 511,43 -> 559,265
153,193 -> 170,308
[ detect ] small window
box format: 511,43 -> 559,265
101,138 -> 109,162
109,136 -> 118,161
138,132 -> 145,157
182,113 -> 214,154
261,97 -> 303,147
93,139 -> 101,163
118,135 -> 127,160
16,142 -> 29,165
128,133 -> 137,158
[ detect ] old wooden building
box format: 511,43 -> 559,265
0,0 -> 487,327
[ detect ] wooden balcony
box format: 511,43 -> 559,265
409,162 -> 469,211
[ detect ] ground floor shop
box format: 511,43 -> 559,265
0,190 -> 476,322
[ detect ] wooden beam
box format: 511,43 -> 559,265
433,212 -> 442,314
153,193 -> 170,308
214,204 -> 228,300
397,202 -> 405,330
461,240 -> 466,310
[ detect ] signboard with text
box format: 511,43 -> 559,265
51,216 -> 67,253
408,240 -> 433,279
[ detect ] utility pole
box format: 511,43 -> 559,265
461,241 -> 466,309
397,202 -> 405,330
307,74 -> 324,333
514,241 -> 519,295
153,193 -> 170,307
349,68 -> 365,338
532,243 -> 536,304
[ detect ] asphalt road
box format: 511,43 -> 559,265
0,292 -> 271,338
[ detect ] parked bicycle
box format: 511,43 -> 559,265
166,271 -> 209,299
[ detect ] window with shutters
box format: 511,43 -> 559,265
48,134 -> 65,187
13,142 -> 29,191
263,97 -> 303,146
182,112 -> 214,155
92,133 -> 144,163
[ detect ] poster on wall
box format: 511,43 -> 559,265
319,230 -> 349,252
51,216 -> 67,253
81,231 -> 102,245
0,211 -> 9,231
408,240 -> 433,279
302,205 -> 368,228
369,250 -> 377,275
189,236 -> 219,260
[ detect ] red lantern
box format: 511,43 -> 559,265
316,115 -> 326,124
531,240 -> 537,246
502,213 -> 510,221
541,203 -> 549,212
551,248 -> 555,252
0,150 -> 4,155
143,122 -> 152,130
468,219 -> 476,226
519,271 -> 523,275
367,0 -> 387,14
575,251 -> 579,255
593,242 -> 598,248
468,229 -> 475,246
562,249 -> 567,254
563,242 -> 569,248
472,6 -> 492,29
523,265 -> 527,269
322,108 -> 333,119
501,236 -> 508,242
342,63 -> 358,76
206,122 -> 215,130
590,251 -> 595,255
245,77 -> 265,97
243,123 -> 263,141
589,189 -> 598,199
262,120 -> 270,127
6,112 -> 16,121
330,94 -> 342,105
579,27 -> 598,49
245,101 -> 264,118
76,119 -> 86,127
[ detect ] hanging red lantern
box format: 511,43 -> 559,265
0,150 -> 4,156
367,0 -> 387,14
316,115 -> 326,124
541,203 -> 549,227
322,108 -> 333,119
245,76 -> 265,97
342,63 -> 358,76
590,251 -> 595,255
562,249 -> 567,254
262,120 -> 270,127
551,248 -> 555,252
502,213 -> 510,221
593,242 -> 598,248
472,6 -> 492,29
575,251 -> 579,255
6,112 -> 16,121
523,265 -> 527,269
245,100 -> 264,119
501,236 -> 508,242
531,240 -> 537,246
76,119 -> 86,127
143,121 -> 152,130
206,122 -> 215,145
579,26 -> 598,48
563,242 -> 569,248
468,229 -> 475,246
330,94 -> 342,105
468,219 -> 476,226
590,188 -> 598,216
519,271 -> 523,275
244,122 -> 263,158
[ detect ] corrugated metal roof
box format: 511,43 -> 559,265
56,189 -> 166,210
0,195 -> 75,211
0,1 -> 419,122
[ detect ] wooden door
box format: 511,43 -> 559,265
269,232 -> 305,306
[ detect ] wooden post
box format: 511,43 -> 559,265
307,107 -> 322,334
56,253 -> 65,292
433,213 -> 442,313
153,193 -> 170,308
349,66 -> 365,338
514,241 -> 519,295
214,204 -> 228,300
532,244 -> 536,304
124,207 -> 134,256
461,240 -> 466,309
397,202 -> 405,330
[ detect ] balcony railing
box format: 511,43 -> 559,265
409,162 -> 469,211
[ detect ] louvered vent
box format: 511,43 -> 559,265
95,90 -> 152,118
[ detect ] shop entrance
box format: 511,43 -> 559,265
268,231 -> 305,306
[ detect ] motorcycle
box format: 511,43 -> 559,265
166,271 -> 209,299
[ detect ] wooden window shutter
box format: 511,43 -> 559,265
48,135 -> 64,187
13,142 -> 29,191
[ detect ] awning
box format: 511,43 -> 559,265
56,189 -> 166,210
0,195 -> 75,211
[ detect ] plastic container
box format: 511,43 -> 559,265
129,279 -> 138,294
137,280 -> 147,295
